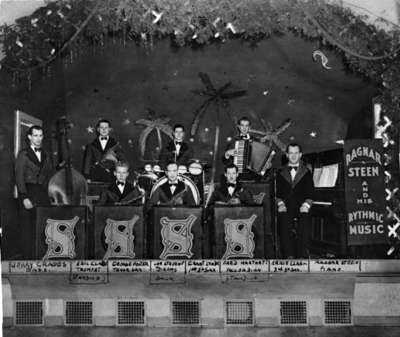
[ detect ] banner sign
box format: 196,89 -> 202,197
344,139 -> 386,245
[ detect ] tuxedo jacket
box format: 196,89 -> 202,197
209,182 -> 254,205
82,137 -> 125,182
276,163 -> 314,218
98,181 -> 144,206
159,140 -> 193,169
15,147 -> 54,199
147,180 -> 195,209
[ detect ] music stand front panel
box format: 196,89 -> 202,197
151,206 -> 203,259
36,206 -> 87,259
93,206 -> 145,259
213,206 -> 265,259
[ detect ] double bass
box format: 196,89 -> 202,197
48,117 -> 88,205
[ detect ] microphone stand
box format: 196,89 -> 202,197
272,167 -> 279,259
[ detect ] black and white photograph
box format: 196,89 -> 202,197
1,0 -> 400,336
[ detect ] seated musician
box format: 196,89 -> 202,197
82,119 -> 125,183
147,161 -> 195,208
223,116 -> 260,181
276,143 -> 314,259
210,164 -> 253,205
98,161 -> 144,206
159,124 -> 193,169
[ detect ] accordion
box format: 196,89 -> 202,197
233,140 -> 275,176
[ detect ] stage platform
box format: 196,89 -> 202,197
3,259 -> 400,328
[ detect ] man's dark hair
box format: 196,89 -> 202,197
166,161 -> 178,169
96,119 -> 111,129
286,143 -> 303,153
27,125 -> 43,136
237,117 -> 251,125
115,161 -> 129,170
224,163 -> 239,173
173,124 -> 185,132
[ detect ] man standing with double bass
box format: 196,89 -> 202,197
15,125 -> 54,258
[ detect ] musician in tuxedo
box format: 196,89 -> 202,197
15,125 -> 54,258
159,124 -> 193,169
276,143 -> 314,258
98,161 -> 144,206
209,164 -> 253,205
82,119 -> 125,183
147,161 -> 196,209
223,116 -> 260,181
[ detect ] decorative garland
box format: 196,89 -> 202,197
1,0 -> 399,254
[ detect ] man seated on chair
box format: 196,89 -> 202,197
147,161 -> 196,208
98,161 -> 144,206
209,164 -> 253,206
222,116 -> 260,181
159,124 -> 193,169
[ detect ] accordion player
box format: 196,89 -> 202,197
223,117 -> 275,179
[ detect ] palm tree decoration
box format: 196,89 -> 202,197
191,72 -> 247,207
135,109 -> 173,158
190,72 -> 247,136
250,117 -> 292,152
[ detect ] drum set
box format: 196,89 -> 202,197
137,160 -> 207,204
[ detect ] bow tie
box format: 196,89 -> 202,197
227,183 -> 236,188
34,147 -> 41,153
100,137 -> 108,141
175,142 -> 182,146
117,181 -> 125,186
169,182 -> 178,186
289,166 -> 298,171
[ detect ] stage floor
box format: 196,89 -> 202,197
4,327 -> 400,337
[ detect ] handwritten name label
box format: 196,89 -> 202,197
71,260 -> 107,273
186,260 -> 220,274
109,260 -> 151,273
222,273 -> 269,282
270,260 -> 309,273
310,259 -> 360,272
9,260 -> 70,273
69,273 -> 108,284
221,259 -> 269,273
150,260 -> 185,273
150,260 -> 186,284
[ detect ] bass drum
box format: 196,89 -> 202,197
150,174 -> 201,205
137,172 -> 159,197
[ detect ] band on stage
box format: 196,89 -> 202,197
14,117 -> 314,259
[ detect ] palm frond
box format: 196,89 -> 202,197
136,119 -> 153,127
190,99 -> 212,136
138,126 -> 154,157
221,89 -> 247,99
274,118 -> 292,135
199,72 -> 215,92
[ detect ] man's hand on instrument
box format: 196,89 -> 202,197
277,203 -> 287,213
300,202 -> 310,213
225,149 -> 236,159
228,198 -> 241,205
23,198 -> 34,210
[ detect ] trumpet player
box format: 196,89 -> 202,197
82,119 -> 125,183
